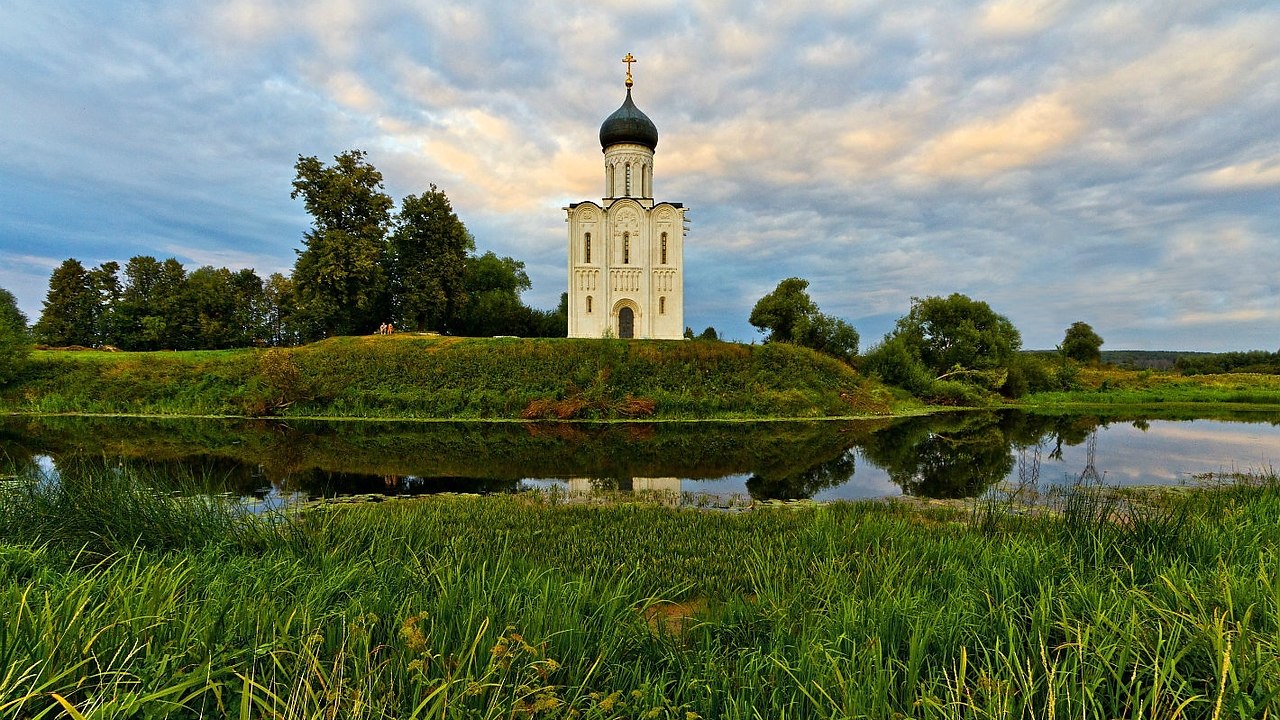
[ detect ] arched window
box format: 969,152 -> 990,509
625,164 -> 632,196
659,296 -> 666,314
623,232 -> 630,264
584,233 -> 591,264
660,233 -> 668,264
586,296 -> 592,313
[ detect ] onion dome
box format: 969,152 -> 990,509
599,89 -> 658,151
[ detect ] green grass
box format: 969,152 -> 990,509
8,340 -> 1280,422
1025,366 -> 1280,409
2,462 -> 1279,718
0,337 -> 906,420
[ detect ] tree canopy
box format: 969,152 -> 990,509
865,293 -> 1023,398
892,294 -> 1021,374
24,151 -> 566,350
389,185 -> 473,332
749,277 -> 859,361
1061,321 -> 1104,364
34,259 -> 98,347
749,278 -> 816,344
0,287 -> 31,385
290,150 -> 394,339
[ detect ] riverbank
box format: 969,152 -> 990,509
7,337 -> 1280,423
1,335 -> 908,420
1022,366 -> 1280,410
2,463 -> 1277,717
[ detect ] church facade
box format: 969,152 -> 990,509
566,56 -> 687,339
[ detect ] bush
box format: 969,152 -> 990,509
1004,353 -> 1054,397
863,336 -> 932,394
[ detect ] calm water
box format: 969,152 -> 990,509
2,411 -> 1278,503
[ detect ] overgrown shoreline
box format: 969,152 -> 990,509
5,337 -> 1280,422
0,335 -> 907,420
2,463 -> 1278,717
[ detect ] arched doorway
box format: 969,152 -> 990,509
618,306 -> 634,338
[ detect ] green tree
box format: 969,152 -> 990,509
34,259 -> 98,346
262,273 -> 297,347
795,313 -> 859,361
699,326 -> 719,341
185,266 -> 237,348
749,277 -> 859,360
891,294 -> 1021,375
115,256 -> 189,350
0,287 -> 31,385
524,292 -> 568,338
749,277 -> 817,343
452,252 -> 532,336
865,293 -> 1022,397
290,150 -> 394,339
88,261 -> 122,346
228,268 -> 267,347
1061,321 -> 1104,364
389,185 -> 473,332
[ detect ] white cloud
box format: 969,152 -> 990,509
1194,155 -> 1280,190
977,0 -> 1064,37
901,92 -> 1082,179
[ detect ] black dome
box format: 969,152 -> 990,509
599,89 -> 658,151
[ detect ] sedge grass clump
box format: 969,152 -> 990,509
0,460 -> 278,557
4,481 -> 1280,717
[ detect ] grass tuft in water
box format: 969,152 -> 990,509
0,460 -> 280,558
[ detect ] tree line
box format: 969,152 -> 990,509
30,150 -> 566,350
747,277 -> 1113,401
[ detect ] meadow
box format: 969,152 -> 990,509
1023,366 -> 1280,410
2,462 -> 1277,718
7,338 -> 1280,425
1,336 -> 900,420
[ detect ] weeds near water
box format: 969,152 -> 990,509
4,467 -> 1280,717
0,460 -> 281,557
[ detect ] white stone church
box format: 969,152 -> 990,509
565,56 -> 687,339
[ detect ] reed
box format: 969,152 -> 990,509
2,463 -> 1278,718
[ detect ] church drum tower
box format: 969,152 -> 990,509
566,54 -> 687,339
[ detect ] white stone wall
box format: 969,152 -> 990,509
567,144 -> 686,339
566,200 -> 685,339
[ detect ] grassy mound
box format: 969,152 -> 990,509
0,336 -> 901,420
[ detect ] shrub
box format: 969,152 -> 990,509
863,336 -> 932,394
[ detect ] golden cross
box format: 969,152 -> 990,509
622,52 -> 636,88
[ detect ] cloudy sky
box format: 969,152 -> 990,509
2,0 -> 1278,350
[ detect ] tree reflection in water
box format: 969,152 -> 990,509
745,449 -> 857,501
860,413 -> 1017,498
5,409 -> 1278,502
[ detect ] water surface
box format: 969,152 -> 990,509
2,410 -> 1277,503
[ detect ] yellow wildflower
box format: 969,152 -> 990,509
598,691 -> 622,712
531,695 -> 561,713
400,612 -> 430,654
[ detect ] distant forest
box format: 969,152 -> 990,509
1021,349 -> 1280,374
